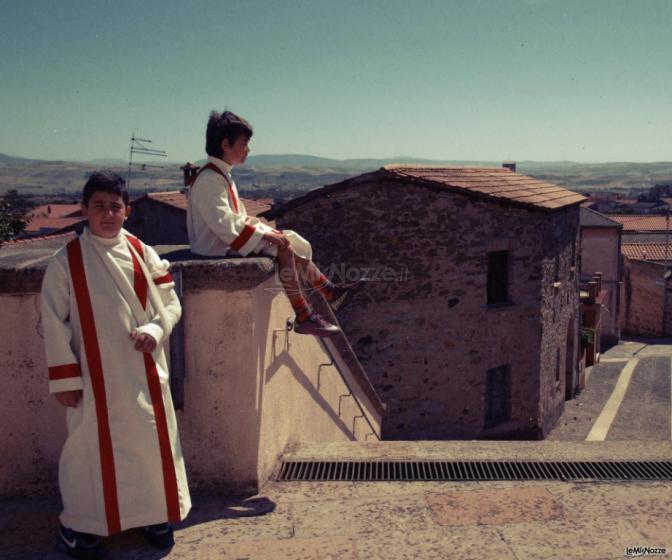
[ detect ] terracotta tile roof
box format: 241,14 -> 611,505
265,165 -> 585,219
23,204 -> 83,233
141,191 -> 275,224
381,165 -> 585,211
142,191 -> 272,217
244,198 -> 274,218
26,204 -> 81,220
23,216 -> 84,234
144,191 -> 188,210
606,215 -> 672,231
622,243 -> 672,262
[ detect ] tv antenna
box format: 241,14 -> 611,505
127,132 -> 167,190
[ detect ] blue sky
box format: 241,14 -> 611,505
1,0 -> 670,163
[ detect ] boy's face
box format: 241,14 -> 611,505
221,135 -> 250,166
81,191 -> 131,238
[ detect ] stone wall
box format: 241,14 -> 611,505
126,200 -> 187,245
538,210 -> 581,433
275,178 -> 581,439
0,252 -> 383,497
620,257 -> 672,336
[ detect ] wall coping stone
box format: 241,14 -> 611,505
0,240 -> 276,294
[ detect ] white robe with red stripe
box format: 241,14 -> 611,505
40,227 -> 191,536
187,156 -> 312,259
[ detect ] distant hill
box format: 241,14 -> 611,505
0,153 -> 35,165
1,152 -> 671,200
86,158 -> 128,166
245,154 -> 502,170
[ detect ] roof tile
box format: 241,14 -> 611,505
143,191 -> 275,224
622,243 -> 672,261
607,215 -> 671,231
383,165 -> 584,210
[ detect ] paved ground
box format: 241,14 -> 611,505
2,440 -> 671,560
2,338 -> 671,560
548,338 -> 672,441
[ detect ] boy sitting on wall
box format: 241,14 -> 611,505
187,110 -> 361,337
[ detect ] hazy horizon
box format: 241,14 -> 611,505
2,150 -> 672,167
2,0 -> 671,163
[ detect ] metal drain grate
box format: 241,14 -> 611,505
278,460 -> 672,482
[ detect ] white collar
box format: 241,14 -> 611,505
82,226 -> 124,246
207,156 -> 233,175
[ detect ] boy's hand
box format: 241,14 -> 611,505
130,330 -> 157,353
55,390 -> 82,408
263,231 -> 290,249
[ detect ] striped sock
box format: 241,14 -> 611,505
312,273 -> 335,301
289,295 -> 312,322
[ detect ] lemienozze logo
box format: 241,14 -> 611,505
624,546 -> 668,558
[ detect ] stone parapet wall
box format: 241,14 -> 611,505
0,248 -> 383,497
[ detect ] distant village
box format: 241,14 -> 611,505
1,162 -> 671,440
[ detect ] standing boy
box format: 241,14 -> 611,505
187,110 -> 362,336
41,171 -> 190,558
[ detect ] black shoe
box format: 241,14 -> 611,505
55,524 -> 105,559
327,279 -> 366,312
143,523 -> 174,549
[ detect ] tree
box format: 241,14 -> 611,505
0,196 -> 27,242
3,189 -> 34,215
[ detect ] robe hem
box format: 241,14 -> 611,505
60,502 -> 192,536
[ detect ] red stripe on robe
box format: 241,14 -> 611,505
49,363 -> 81,380
196,162 -> 240,213
230,224 -> 257,252
125,234 -> 181,522
66,238 -> 121,535
153,273 -> 173,285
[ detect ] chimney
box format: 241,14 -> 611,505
180,162 -> 200,187
502,162 -> 516,172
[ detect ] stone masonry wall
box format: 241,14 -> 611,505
277,178 -> 578,439
620,257 -> 671,336
538,209 -> 581,435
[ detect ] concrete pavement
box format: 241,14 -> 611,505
548,337 -> 672,441
2,440 -> 671,560
2,338 -> 671,560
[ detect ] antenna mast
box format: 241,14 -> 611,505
127,132 -> 167,191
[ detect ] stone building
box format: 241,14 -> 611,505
125,191 -> 274,246
267,164 -> 585,440
620,246 -> 672,337
579,208 -> 622,347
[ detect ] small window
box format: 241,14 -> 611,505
487,251 -> 509,305
485,365 -> 510,427
555,348 -> 561,382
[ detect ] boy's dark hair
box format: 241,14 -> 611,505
82,171 -> 129,206
205,110 -> 253,159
